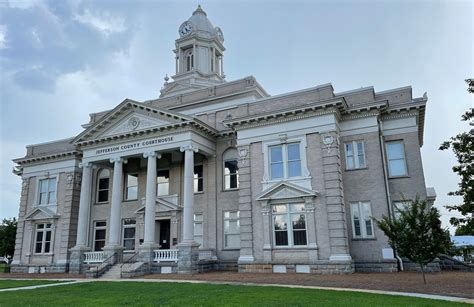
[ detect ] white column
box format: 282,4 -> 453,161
75,162 -> 93,247
180,144 -> 198,243
143,151 -> 160,245
108,157 -> 127,246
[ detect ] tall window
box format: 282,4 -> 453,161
38,178 -> 56,205
345,141 -> 366,170
122,219 -> 136,251
34,223 -> 52,254
194,165 -> 204,193
93,221 -> 107,251
269,143 -> 302,180
157,170 -> 170,196
194,213 -> 203,246
223,149 -> 239,190
350,201 -> 374,238
96,169 -> 110,203
224,211 -> 240,248
386,141 -> 407,177
125,174 -> 138,200
272,204 -> 307,247
185,49 -> 194,72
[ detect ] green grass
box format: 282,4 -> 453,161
0,279 -> 68,289
0,281 -> 467,306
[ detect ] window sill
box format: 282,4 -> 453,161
272,246 -> 309,250
123,199 -> 138,202
95,201 -> 109,205
194,191 -> 204,195
222,188 -> 239,192
33,253 -> 54,256
352,237 -> 376,241
222,248 -> 240,251
345,167 -> 368,172
388,175 -> 410,179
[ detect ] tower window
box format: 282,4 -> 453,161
185,49 -> 194,72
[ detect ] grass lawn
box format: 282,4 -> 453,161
0,281 -> 468,306
0,279 -> 68,289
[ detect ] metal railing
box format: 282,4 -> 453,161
91,252 -> 117,278
84,251 -> 105,264
153,249 -> 178,263
120,252 -> 140,278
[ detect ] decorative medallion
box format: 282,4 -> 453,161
323,135 -> 334,146
128,117 -> 140,130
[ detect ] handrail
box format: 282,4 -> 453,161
120,252 -> 140,278
93,252 -> 117,278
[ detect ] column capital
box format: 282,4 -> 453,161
143,151 -> 162,159
180,144 -> 199,153
79,162 -> 93,169
110,157 -> 128,164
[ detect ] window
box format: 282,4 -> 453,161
272,204 -> 307,247
224,211 -> 240,248
393,201 -> 412,220
350,202 -> 374,238
38,178 -> 56,205
34,223 -> 52,254
122,219 -> 136,251
185,49 -> 194,72
386,141 -> 407,177
125,174 -> 138,200
96,169 -> 110,203
194,213 -> 203,246
345,141 -> 366,169
269,143 -> 302,180
93,221 -> 106,251
223,149 -> 239,190
157,170 -> 170,196
194,165 -> 203,193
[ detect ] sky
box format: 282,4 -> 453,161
0,0 -> 472,233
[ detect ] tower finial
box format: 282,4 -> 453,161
193,4 -> 206,16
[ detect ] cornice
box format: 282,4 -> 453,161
13,151 -> 81,166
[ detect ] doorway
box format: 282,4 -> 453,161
157,219 -> 171,249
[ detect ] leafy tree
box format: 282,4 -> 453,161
0,218 -> 17,259
375,197 -> 452,284
466,78 -> 473,93
439,105 -> 473,235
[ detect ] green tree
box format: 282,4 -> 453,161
0,218 -> 17,259
439,104 -> 473,235
375,197 -> 451,284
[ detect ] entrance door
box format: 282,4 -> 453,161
159,220 -> 171,249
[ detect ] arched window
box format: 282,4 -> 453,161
185,49 -> 194,72
96,169 -> 110,203
223,148 -> 239,190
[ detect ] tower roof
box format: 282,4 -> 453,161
183,5 -> 222,41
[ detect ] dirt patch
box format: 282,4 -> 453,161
140,271 -> 474,299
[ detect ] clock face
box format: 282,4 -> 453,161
179,22 -> 193,37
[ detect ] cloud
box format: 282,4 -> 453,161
6,0 -> 42,10
74,9 -> 126,37
0,25 -> 7,49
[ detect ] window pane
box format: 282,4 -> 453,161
127,174 -> 138,186
270,146 -> 283,163
99,178 -> 109,190
158,183 -> 169,196
35,243 -> 42,253
95,240 -> 105,252
46,223 -> 52,228
354,220 -> 361,236
194,223 -> 203,236
37,224 -> 44,229
293,230 -> 307,245
124,239 -> 135,250
287,143 -> 300,161
98,190 -> 108,202
40,180 -> 48,193
225,234 -> 240,248
272,205 -> 287,213
365,220 -> 373,236
96,221 -> 106,227
345,143 -> 353,157
36,231 -> 43,242
292,214 -> 306,230
48,178 -> 56,192
124,228 -> 135,239
157,170 -> 169,182
127,186 -> 138,200
194,214 -> 203,222
389,159 -> 406,176
48,191 -> 56,203
224,160 -> 238,175
273,215 -> 287,231
45,231 -> 51,241
224,220 -> 239,233
387,142 -> 404,159
39,192 -> 47,204
357,142 -> 365,167
44,242 -> 50,253
290,204 -> 305,212
95,229 -> 106,240
275,231 -> 288,246
124,219 -> 136,225
271,163 -> 284,179
288,160 -> 301,177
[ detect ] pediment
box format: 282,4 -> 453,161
73,99 -> 192,144
24,207 -> 59,220
135,196 -> 182,214
256,181 -> 318,201
160,81 -> 207,97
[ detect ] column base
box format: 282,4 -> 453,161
103,245 -> 125,265
177,241 -> 199,274
139,243 -> 160,263
69,246 -> 91,274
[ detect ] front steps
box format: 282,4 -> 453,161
99,263 -> 122,279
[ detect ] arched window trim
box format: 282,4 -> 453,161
185,49 -> 194,72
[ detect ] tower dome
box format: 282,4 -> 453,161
178,5 -> 224,42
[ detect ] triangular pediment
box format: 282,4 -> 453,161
73,99 -> 192,144
24,207 -> 59,220
135,196 -> 182,214
256,181 -> 318,201
160,81 -> 206,97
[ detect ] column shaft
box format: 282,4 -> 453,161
143,152 -> 157,244
108,158 -> 125,246
181,145 -> 195,243
75,163 -> 93,247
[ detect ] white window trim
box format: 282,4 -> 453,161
223,211 -> 240,249
96,169 -> 110,204
34,175 -> 59,207
157,168 -> 170,196
386,140 -> 408,177
262,136 -> 311,189
271,204 -> 308,248
124,173 -> 139,201
122,219 -> 136,251
93,221 -> 107,252
194,164 -> 204,193
33,223 -> 53,255
350,201 -> 375,239
345,140 -> 366,170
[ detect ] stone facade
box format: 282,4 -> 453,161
11,6 -> 435,275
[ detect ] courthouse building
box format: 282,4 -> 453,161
12,6 -> 435,275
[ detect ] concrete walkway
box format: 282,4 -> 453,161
0,277 -> 472,305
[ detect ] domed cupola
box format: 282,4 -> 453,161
160,5 -> 226,98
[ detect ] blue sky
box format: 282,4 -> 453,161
0,0 -> 472,233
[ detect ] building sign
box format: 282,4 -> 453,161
94,136 -> 174,155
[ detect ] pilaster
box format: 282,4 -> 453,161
237,145 -> 254,264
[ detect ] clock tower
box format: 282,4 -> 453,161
160,5 -> 226,98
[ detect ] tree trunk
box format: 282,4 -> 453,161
420,263 -> 426,284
